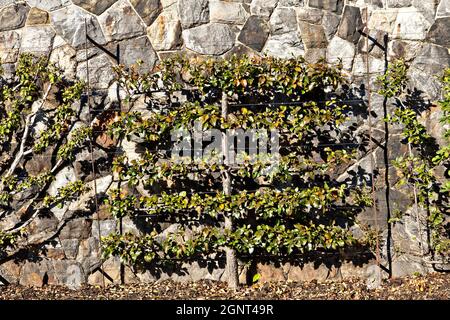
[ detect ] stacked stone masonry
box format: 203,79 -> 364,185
0,0 -> 449,288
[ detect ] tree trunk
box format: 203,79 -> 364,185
221,92 -> 239,289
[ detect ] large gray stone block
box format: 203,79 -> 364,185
210,0 -> 249,24
26,0 -> 71,12
269,7 -> 297,35
51,5 -> 107,48
72,0 -> 118,15
299,21 -> 328,49
183,23 -> 235,55
76,53 -> 116,89
263,31 -> 304,58
309,0 -> 344,15
238,15 -> 270,51
0,30 -> 21,63
20,26 -> 55,56
118,36 -> 159,72
427,17 -> 450,47
337,5 -> 363,44
409,44 -> 450,101
327,36 -> 355,71
178,0 -> 209,29
250,0 -> 279,17
0,3 -> 29,32
437,0 -> 450,18
148,10 -> 182,51
392,8 -> 432,41
129,0 -> 162,26
99,0 -> 147,42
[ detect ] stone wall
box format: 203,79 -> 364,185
0,0 -> 449,288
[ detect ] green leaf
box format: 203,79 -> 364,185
252,273 -> 261,283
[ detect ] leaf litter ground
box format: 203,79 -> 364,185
0,273 -> 449,300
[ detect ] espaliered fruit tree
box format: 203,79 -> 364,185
101,55 -> 372,288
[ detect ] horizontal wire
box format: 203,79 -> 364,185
1,182 -> 426,202
3,184 -> 366,198
0,50 -> 390,62
1,164 -> 410,180
0,50 -> 433,68
4,147 -> 370,159
0,199 -> 415,215
0,99 -> 433,117
0,152 -> 415,165
0,54 -> 390,66
0,99 -> 434,115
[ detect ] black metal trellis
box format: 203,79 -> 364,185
84,18 -> 122,286
0,5 -> 445,289
363,7 -> 382,285
63,10 -> 439,286
79,26 -> 390,286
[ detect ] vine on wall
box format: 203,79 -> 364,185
381,61 -> 450,256
0,54 -> 89,259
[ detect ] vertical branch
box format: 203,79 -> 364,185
365,7 -> 381,282
221,92 -> 239,289
408,143 -> 425,256
115,44 -> 125,286
85,19 -> 105,288
382,33 -> 393,278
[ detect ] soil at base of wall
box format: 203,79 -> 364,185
0,273 -> 449,300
